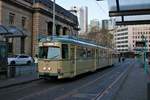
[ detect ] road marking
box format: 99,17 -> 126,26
0,80 -> 42,95
54,65 -> 123,100
18,84 -> 63,100
72,93 -> 97,98
93,62 -> 133,100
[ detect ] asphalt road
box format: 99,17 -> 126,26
0,59 -> 135,100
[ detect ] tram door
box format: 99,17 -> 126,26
70,46 -> 76,76
0,42 -> 8,78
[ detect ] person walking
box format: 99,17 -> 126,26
34,54 -> 38,72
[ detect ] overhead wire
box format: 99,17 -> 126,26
93,0 -> 108,17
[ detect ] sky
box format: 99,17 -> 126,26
55,0 -> 110,23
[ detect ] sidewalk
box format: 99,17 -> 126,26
114,60 -> 148,100
0,73 -> 39,89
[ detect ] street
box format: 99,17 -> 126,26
0,59 -> 137,100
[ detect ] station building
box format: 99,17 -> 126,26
0,0 -> 78,56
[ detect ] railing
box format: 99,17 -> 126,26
8,64 -> 37,77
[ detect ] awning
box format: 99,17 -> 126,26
0,25 -> 12,35
108,0 -> 150,25
0,25 -> 27,37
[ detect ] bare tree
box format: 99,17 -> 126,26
79,27 -> 113,47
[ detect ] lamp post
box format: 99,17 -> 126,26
52,0 -> 56,36
141,35 -> 147,74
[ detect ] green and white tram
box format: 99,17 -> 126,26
38,36 -> 118,79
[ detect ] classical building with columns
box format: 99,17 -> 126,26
0,0 -> 78,56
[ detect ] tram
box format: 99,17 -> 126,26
38,36 -> 118,79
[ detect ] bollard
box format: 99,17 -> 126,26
9,66 -> 16,77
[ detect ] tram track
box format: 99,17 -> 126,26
15,64 -> 118,100
0,78 -> 41,90
0,79 -> 43,95
93,61 -> 134,100
53,61 -> 133,100
0,60 -> 134,100
17,65 -> 116,100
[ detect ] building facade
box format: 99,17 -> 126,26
89,19 -> 100,31
102,19 -> 115,30
70,6 -> 88,35
114,25 -> 150,53
0,0 -> 78,56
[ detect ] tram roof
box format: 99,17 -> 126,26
39,35 -> 109,49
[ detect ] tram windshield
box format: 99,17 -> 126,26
39,46 -> 61,59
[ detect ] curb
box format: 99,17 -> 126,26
0,78 -> 41,89
112,62 -> 135,100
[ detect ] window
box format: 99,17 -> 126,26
0,45 -> 7,58
39,46 -> 61,59
47,22 -> 53,35
19,55 -> 28,58
22,17 -> 26,28
39,47 -> 48,58
62,44 -> 68,59
9,13 -> 15,25
21,37 -> 25,53
48,47 -> 61,59
87,49 -> 93,58
8,42 -> 13,54
77,46 -> 94,58
100,49 -> 106,57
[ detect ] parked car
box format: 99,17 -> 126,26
8,54 -> 33,65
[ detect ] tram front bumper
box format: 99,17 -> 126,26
39,72 -> 58,78
39,72 -> 64,77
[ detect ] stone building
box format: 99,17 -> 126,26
0,0 -> 78,56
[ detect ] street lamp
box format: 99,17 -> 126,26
52,0 -> 56,36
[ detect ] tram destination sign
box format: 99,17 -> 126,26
42,42 -> 59,47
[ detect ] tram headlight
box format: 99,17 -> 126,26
48,67 -> 51,71
43,67 -> 46,70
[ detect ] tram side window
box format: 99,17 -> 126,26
87,49 -> 94,58
99,49 -> 103,58
62,44 -> 68,59
76,46 -> 87,59
39,47 -> 48,58
102,49 -> 107,57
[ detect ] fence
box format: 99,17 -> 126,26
8,64 -> 37,77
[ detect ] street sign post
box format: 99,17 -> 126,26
135,35 -> 147,74
141,35 -> 148,74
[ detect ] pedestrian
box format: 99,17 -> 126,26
122,57 -> 125,62
34,54 -> 38,72
119,56 -> 121,62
